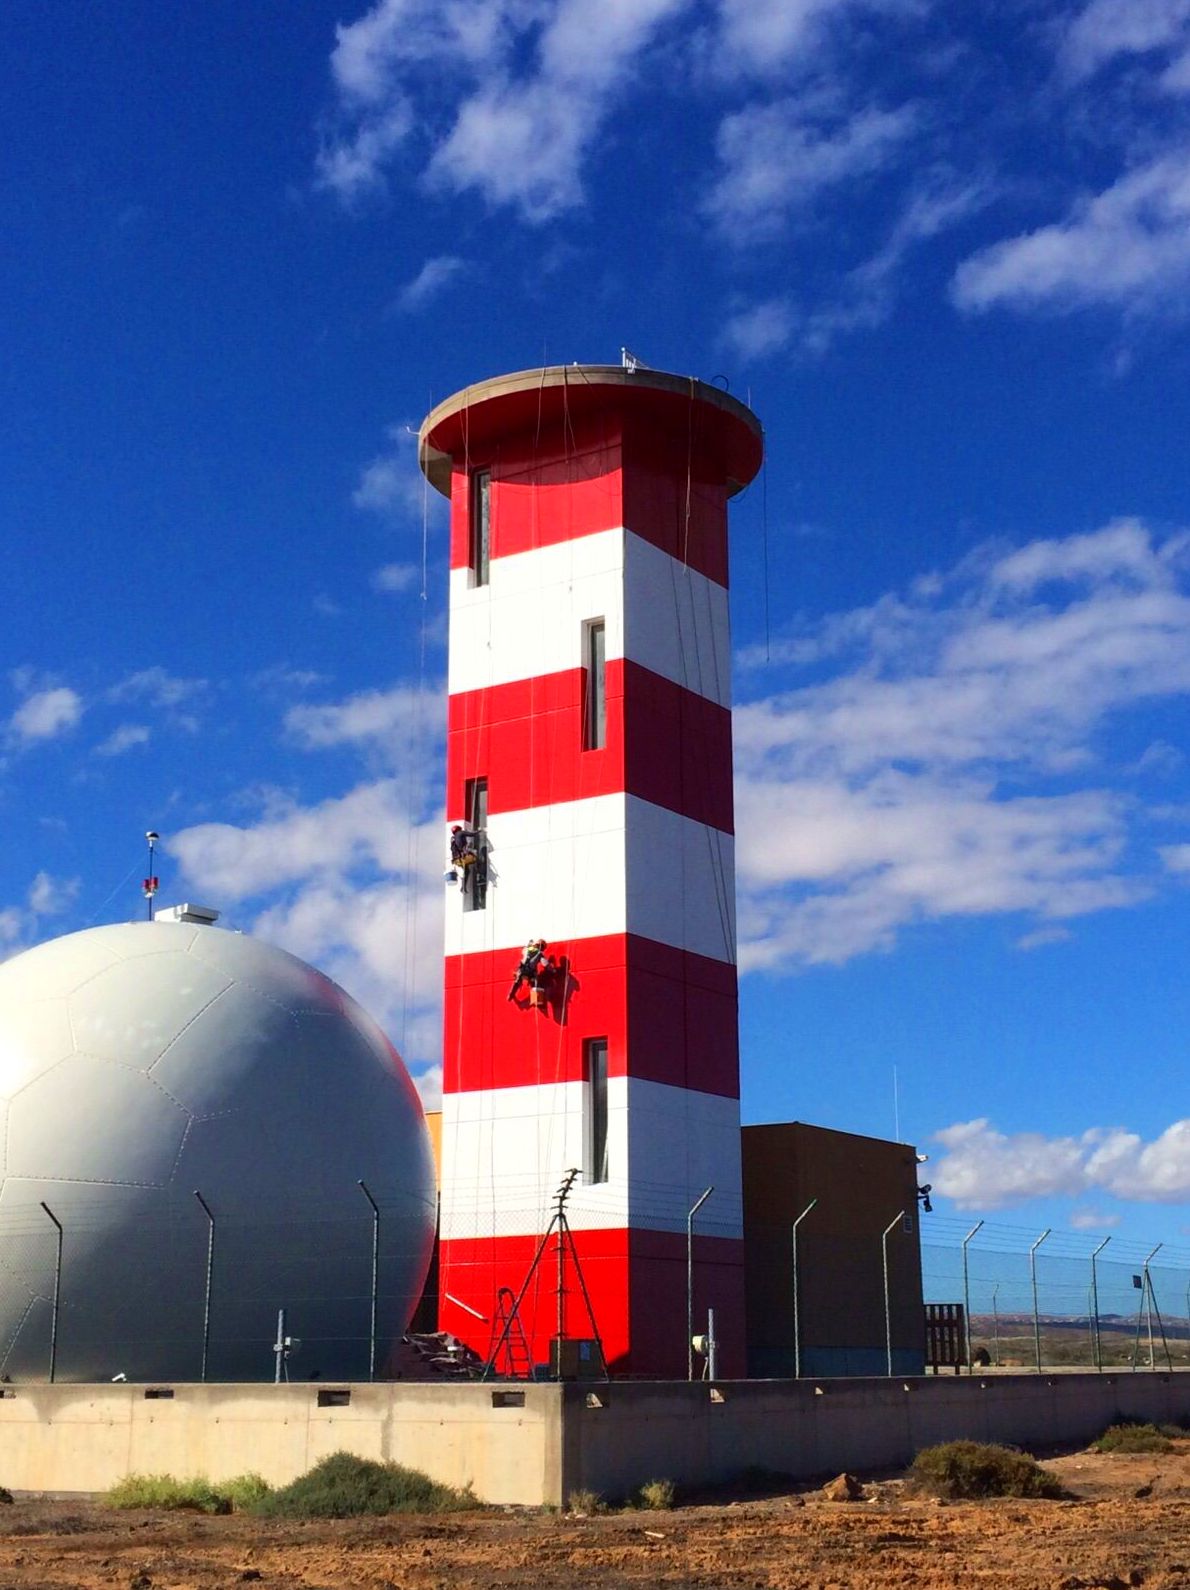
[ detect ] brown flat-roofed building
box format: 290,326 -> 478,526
742,1122 -> 925,1377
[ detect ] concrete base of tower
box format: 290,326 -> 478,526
439,1228 -> 746,1379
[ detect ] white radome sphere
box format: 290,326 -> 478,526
0,919 -> 437,1383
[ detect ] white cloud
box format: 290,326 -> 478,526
705,100 -> 917,242
27,871 -> 79,917
394,255 -> 467,312
0,871 -> 82,961
318,0 -> 689,222
934,1116 -> 1190,1208
1060,0 -> 1190,83
953,150 -> 1190,317
713,0 -> 923,75
95,723 -> 151,757
352,422 -> 425,521
734,520 -> 1190,971
9,686 -> 83,744
800,177 -> 991,353
719,297 -> 795,360
108,667 -> 207,709
286,682 -> 442,760
426,0 -> 688,221
371,562 -> 419,594
168,780 -> 431,900
1160,842 -> 1190,873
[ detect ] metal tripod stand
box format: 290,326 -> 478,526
482,1168 -> 608,1382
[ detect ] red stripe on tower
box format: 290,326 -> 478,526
420,365 -> 762,1379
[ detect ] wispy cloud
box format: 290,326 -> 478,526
394,255 -> 467,312
934,1116 -> 1190,1208
317,0 -> 689,222
719,297 -> 795,360
95,723 -> 151,757
735,520 -> 1190,971
713,0 -> 925,76
107,667 -> 207,709
705,99 -> 917,243
1059,0 -> 1190,85
371,561 -> 419,594
0,870 -> 82,960
954,150 -> 1190,318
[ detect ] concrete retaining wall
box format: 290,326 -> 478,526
1,1373 -> 1187,1507
563,1372 -> 1190,1500
0,1382 -> 561,1507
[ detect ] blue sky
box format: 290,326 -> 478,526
4,0 -> 1190,1250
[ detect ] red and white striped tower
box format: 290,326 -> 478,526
420,365 -> 763,1377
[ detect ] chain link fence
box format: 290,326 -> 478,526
923,1216 -> 1190,1371
0,1187 -> 436,1385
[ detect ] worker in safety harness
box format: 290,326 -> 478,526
445,824 -> 479,889
507,938 -> 553,1002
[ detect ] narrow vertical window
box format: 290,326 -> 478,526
464,776 -> 488,911
585,1037 -> 609,1184
470,470 -> 491,587
584,619 -> 606,751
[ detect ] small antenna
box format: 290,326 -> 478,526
143,831 -> 160,921
893,1064 -> 901,1143
621,346 -> 642,373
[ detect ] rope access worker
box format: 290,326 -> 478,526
446,824 -> 479,889
508,938 -> 553,1003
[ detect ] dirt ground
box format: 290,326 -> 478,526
2,1443 -> 1190,1590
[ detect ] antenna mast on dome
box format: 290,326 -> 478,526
143,831 -> 160,922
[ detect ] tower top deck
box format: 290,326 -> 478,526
419,363 -> 763,500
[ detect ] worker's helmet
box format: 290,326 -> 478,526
451,824 -> 462,833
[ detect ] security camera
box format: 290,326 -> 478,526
915,1153 -> 929,1164
111,1371 -> 127,1383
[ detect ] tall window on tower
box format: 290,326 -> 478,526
464,776 -> 488,911
470,470 -> 491,587
583,619 -> 606,751
584,1037 -> 609,1184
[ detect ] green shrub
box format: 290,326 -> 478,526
105,1471 -> 271,1513
566,1487 -> 604,1515
909,1441 -> 1066,1500
1095,1422 -> 1173,1454
636,1478 -> 675,1510
222,1473 -> 272,1510
252,1452 -> 474,1518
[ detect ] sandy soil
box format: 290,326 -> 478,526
2,1444 -> 1189,1590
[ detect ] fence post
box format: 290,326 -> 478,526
40,1202 -> 63,1384
1090,1236 -> 1110,1372
882,1212 -> 904,1377
194,1191 -> 215,1383
791,1198 -> 817,1379
1029,1229 -> 1051,1373
358,1180 -> 381,1383
1140,1244 -> 1162,1371
961,1220 -> 983,1372
686,1186 -> 713,1382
